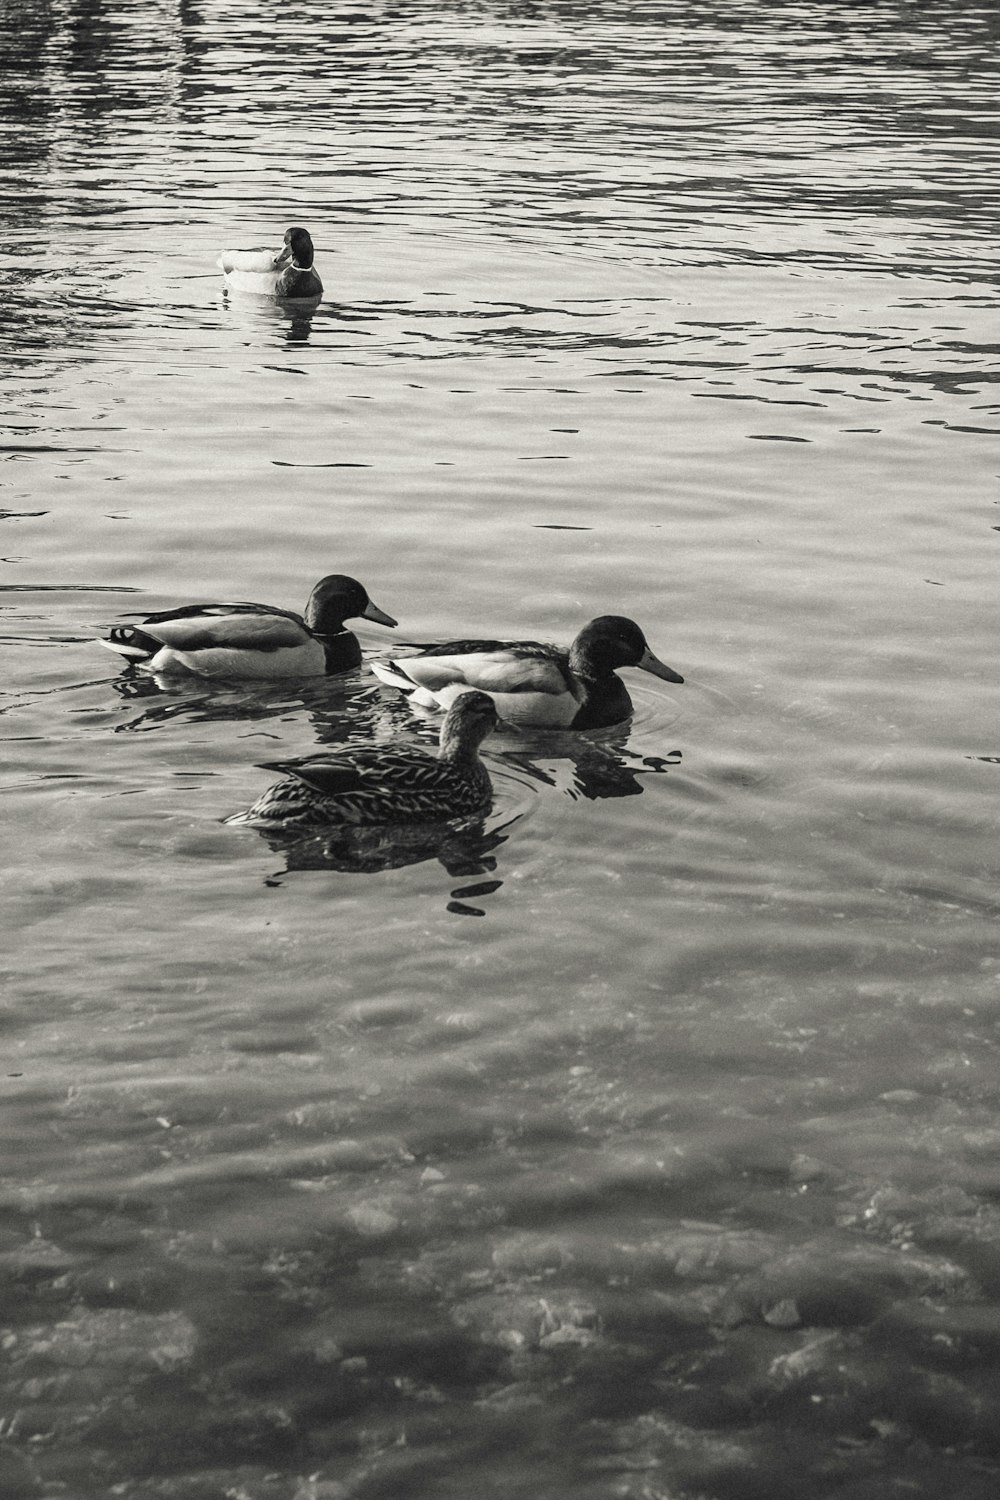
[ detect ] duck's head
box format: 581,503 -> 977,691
305,574 -> 398,635
440,689 -> 499,751
572,616 -> 684,684
276,226 -> 316,271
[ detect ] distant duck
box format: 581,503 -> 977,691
229,688 -> 498,828
218,226 -> 323,298
371,615 -> 683,729
100,574 -> 397,679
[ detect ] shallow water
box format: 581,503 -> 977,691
3,2 -> 1000,1497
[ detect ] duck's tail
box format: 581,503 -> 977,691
99,625 -> 161,662
370,660 -> 414,691
370,660 -> 442,709
225,780 -> 318,829
217,248 -> 278,274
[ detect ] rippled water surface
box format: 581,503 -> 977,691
3,2 -> 1000,1496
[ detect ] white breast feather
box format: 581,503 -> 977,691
148,641 -> 326,679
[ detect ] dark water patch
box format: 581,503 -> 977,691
869,1302 -> 1000,1372
0,583 -> 142,593
0,443 -> 117,455
924,420 -> 1000,435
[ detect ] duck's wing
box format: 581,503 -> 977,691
260,749 -> 438,796
140,600 -> 303,626
258,755 -> 371,797
375,645 -> 570,696
139,609 -> 310,651
217,248 -> 280,274
413,638 -> 553,658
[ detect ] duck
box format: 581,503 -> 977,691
228,689 -> 498,829
217,226 -> 323,298
99,574 -> 397,679
370,615 -> 683,729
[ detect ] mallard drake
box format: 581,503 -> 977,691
370,615 -> 683,729
229,689 -> 498,828
100,574 -> 397,679
218,226 -> 323,298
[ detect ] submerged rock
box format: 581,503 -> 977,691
719,1241 -> 973,1330
452,1288 -> 601,1357
720,1272 -> 887,1331
346,1202 -> 401,1239
0,1236 -> 81,1283
3,1307 -> 198,1375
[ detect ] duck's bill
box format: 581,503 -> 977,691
273,243 -> 293,269
639,647 -> 684,684
363,600 -> 398,628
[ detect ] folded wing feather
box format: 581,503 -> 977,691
262,751 -> 445,798
391,650 -> 566,696
145,611 -> 308,651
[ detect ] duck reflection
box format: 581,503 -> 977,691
219,286 -> 322,347
258,817 -> 512,917
235,724 -> 680,918
113,666 -> 679,916
112,668 -> 682,808
245,739 -> 680,915
109,670 -> 393,738
497,738 -> 682,801
223,692 -> 513,915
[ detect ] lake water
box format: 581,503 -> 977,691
3,1 -> 1000,1496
